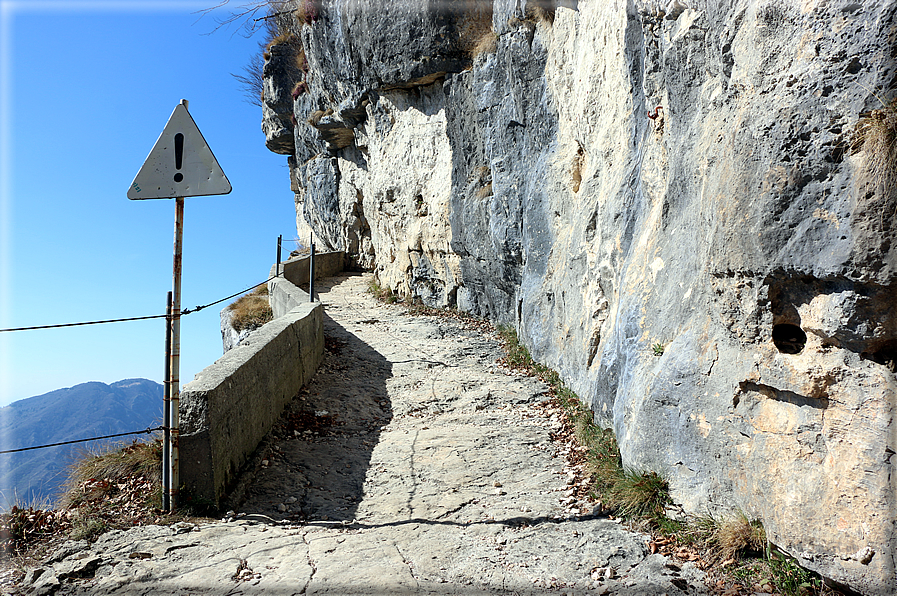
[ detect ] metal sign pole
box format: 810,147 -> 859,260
163,291 -> 172,511
169,197 -> 184,511
128,98 -> 231,513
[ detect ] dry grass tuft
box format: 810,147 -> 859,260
227,285 -> 273,332
61,440 -> 162,510
525,1 -> 555,25
267,32 -> 298,52
852,95 -> 897,195
307,109 -> 325,126
471,30 -> 498,58
607,469 -> 670,519
459,7 -> 497,60
717,511 -> 766,560
56,439 -> 166,543
473,165 -> 493,199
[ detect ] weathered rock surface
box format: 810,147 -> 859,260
262,40 -> 302,155
264,1 -> 897,592
220,307 -> 252,353
22,274 -> 706,595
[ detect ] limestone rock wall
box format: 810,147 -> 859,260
262,0 -> 897,592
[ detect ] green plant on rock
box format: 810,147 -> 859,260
731,546 -> 822,596
69,516 -> 107,542
607,469 -> 670,519
367,278 -> 399,304
764,548 -> 822,596
652,342 -> 664,356
496,325 -> 534,368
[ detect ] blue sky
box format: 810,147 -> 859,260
0,1 -> 300,407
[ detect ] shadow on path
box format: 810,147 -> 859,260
225,274 -> 394,522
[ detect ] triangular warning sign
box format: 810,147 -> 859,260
128,102 -> 231,200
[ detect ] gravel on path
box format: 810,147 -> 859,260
21,273 -> 706,596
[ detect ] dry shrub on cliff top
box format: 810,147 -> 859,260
57,439 -> 165,543
852,94 -> 897,195
228,284 -> 273,332
61,439 -> 162,511
231,1 -> 305,107
1,503 -> 70,555
267,31 -> 298,51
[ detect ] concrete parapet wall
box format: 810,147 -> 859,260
268,269 -> 310,319
269,251 -> 345,318
179,268 -> 334,506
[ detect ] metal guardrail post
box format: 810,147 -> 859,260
276,234 -> 282,277
309,243 -> 315,302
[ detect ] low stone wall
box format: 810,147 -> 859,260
179,262 -> 334,507
269,251 -> 345,318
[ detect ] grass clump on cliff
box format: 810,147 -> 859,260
459,5 -> 498,60
524,0 -> 555,25
227,284 -> 273,332
54,438 -> 165,544
230,1 -> 307,107
716,511 -> 767,561
852,94 -> 897,196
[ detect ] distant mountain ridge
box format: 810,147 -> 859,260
0,379 -> 163,508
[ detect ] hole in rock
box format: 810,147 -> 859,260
862,340 -> 897,373
772,324 -> 807,354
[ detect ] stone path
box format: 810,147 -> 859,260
23,273 -> 706,595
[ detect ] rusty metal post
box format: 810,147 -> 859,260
276,234 -> 282,277
309,243 -> 315,302
163,291 -> 172,511
169,196 -> 184,511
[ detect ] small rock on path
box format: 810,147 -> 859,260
22,273 -> 706,595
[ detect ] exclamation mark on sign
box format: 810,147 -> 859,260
173,133 -> 184,183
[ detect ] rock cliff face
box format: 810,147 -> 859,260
261,0 -> 897,592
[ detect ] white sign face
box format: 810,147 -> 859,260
128,103 -> 232,200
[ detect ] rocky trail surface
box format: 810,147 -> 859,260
21,273 -> 706,595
